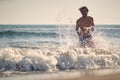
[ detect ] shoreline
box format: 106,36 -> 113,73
0,69 -> 120,80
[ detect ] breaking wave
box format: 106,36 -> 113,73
0,46 -> 120,72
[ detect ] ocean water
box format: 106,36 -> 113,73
0,25 -> 120,73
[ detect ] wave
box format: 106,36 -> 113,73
0,30 -> 57,38
0,47 -> 120,72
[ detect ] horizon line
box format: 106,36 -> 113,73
0,24 -> 120,25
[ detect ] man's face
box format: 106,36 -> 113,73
80,9 -> 88,17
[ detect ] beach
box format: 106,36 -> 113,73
1,0 -> 120,79
0,69 -> 120,80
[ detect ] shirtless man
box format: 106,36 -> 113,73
76,6 -> 95,47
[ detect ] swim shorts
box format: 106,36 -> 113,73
79,35 -> 92,47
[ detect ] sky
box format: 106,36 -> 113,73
0,0 -> 120,24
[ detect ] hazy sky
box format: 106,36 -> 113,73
0,0 -> 120,24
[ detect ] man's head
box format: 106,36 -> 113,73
79,6 -> 89,17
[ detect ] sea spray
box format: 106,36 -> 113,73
92,31 -> 112,50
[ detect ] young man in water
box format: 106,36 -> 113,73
76,6 -> 95,47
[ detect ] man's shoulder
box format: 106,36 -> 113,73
77,17 -> 82,21
87,16 -> 93,19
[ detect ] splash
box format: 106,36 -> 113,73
57,25 -> 113,51
92,32 -> 112,50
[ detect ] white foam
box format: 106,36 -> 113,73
0,46 -> 120,72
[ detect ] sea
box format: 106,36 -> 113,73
0,24 -> 120,74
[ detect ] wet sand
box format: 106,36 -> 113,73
0,69 -> 120,80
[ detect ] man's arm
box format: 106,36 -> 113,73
76,20 -> 79,31
76,20 -> 80,36
91,17 -> 95,31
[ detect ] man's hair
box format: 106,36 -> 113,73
79,6 -> 89,12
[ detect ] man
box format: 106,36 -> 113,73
76,6 -> 95,47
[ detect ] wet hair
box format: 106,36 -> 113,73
79,6 -> 89,12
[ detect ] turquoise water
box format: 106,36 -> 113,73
0,25 -> 120,47
0,25 -> 120,72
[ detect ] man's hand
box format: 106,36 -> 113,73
91,27 -> 94,32
77,31 -> 83,36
